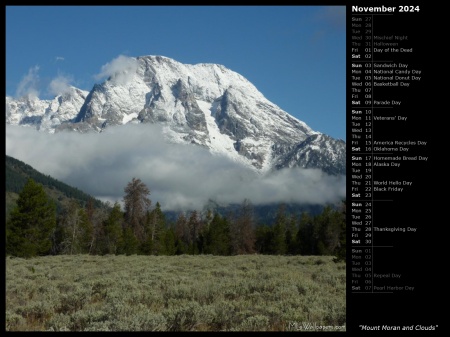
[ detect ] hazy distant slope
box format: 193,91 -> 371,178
5,155 -> 106,219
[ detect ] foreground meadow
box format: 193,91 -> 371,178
6,254 -> 346,331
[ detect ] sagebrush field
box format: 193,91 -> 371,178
6,254 -> 346,331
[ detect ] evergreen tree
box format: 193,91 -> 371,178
285,214 -> 298,255
163,226 -> 177,255
58,200 -> 93,255
120,227 -> 139,255
123,178 -> 151,242
314,205 -> 343,255
204,213 -> 231,255
104,202 -> 124,255
230,199 -> 256,254
297,211 -> 315,255
334,200 -> 347,262
174,212 -> 189,254
187,210 -> 201,254
84,197 -> 107,254
255,224 -> 273,254
271,204 -> 287,255
6,178 -> 56,257
142,202 -> 167,255
51,213 -> 66,255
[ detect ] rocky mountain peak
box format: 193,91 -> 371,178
5,55 -> 345,174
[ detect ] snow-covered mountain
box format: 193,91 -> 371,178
5,55 -> 345,175
6,86 -> 89,133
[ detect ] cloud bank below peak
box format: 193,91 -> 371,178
6,123 -> 345,211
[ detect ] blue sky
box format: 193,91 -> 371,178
6,5 -> 346,141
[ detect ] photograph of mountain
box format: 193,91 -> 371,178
5,5 -> 346,332
6,54 -> 346,210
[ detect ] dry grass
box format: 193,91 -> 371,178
6,254 -> 346,331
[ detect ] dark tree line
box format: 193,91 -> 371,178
6,177 -> 346,260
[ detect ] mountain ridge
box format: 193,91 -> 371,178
5,154 -> 107,220
6,55 -> 345,175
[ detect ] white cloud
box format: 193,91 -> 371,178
94,55 -> 139,85
48,74 -> 73,96
5,123 -> 346,212
15,66 -> 40,98
55,56 -> 65,62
